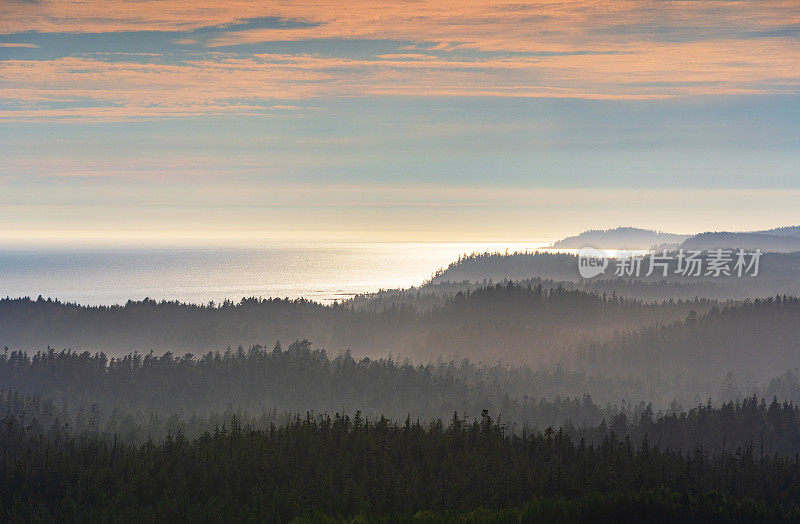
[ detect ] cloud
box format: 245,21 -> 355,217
1,37 -> 798,121
0,42 -> 38,47
0,0 -> 797,119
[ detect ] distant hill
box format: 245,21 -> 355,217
552,225 -> 800,250
552,227 -> 689,249
427,250 -> 800,300
753,225 -> 800,237
681,232 -> 800,252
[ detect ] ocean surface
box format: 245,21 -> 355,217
0,242 -> 548,306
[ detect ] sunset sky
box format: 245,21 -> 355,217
1,0 -> 798,244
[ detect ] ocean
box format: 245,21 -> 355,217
0,242 -> 548,306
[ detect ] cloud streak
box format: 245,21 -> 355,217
0,42 -> 39,48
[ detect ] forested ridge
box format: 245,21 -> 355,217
1,410 -> 800,522
429,251 -> 800,300
3,341 -> 800,454
0,284 -> 709,364
3,288 -> 799,399
356,276 -> 757,308
582,295 -> 800,381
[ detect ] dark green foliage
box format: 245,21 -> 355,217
0,413 -> 798,522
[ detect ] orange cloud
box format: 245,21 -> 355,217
0,42 -> 39,48
4,0 -> 797,48
1,0 -> 797,119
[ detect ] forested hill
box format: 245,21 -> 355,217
0,284 -> 706,364
428,251 -> 800,300
4,342 -> 800,455
366,276 -> 791,306
681,232 -> 800,252
431,251 -> 581,282
584,295 -> 800,383
552,227 -> 688,249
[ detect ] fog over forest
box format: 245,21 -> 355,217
3,247 -> 800,520
4,249 -> 800,410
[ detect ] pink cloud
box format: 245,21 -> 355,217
1,0 -> 797,119
0,43 -> 39,48
2,37 -> 798,121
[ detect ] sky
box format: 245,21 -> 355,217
0,0 -> 798,245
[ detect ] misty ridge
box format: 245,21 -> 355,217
0,283 -> 710,364
551,225 -> 800,252
3,288 -> 800,412
6,336 -> 800,450
425,250 -> 800,299
3,245 -> 800,408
